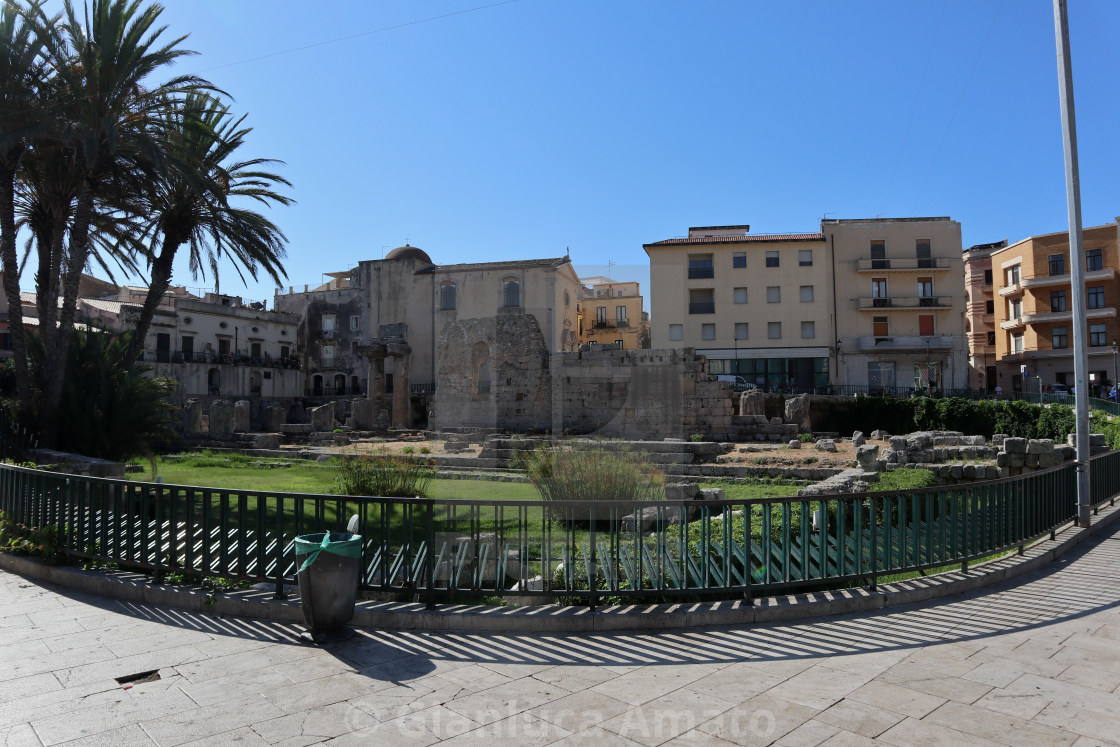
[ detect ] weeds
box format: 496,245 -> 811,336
333,453 -> 434,498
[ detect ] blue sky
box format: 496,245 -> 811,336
49,1 -> 1120,304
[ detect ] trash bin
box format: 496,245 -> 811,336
294,531 -> 362,644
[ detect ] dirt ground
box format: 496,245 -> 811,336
328,437 -> 886,470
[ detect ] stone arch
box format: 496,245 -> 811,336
334,373 -> 346,394
207,368 -> 220,394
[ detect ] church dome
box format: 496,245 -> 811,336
385,244 -> 433,264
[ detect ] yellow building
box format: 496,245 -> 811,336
992,221 -> 1120,394
827,217 -> 967,391
644,225 -> 833,389
962,240 -> 1006,390
576,276 -> 649,350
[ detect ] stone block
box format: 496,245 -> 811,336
783,393 -> 812,432
996,452 -> 1009,467
856,444 -> 879,470
262,405 -> 285,432
251,434 -> 281,449
1026,439 -> 1054,454
310,402 -> 336,432
769,417 -> 782,425
1026,454 -> 1039,468
233,400 -> 250,433
852,431 -> 866,447
208,400 -> 234,435
963,435 -> 987,446
870,429 -> 890,440
1008,453 -> 1026,468
949,464 -> 963,479
993,434 -> 1008,447
1038,452 -> 1063,468
738,389 -> 765,417
1003,437 -> 1027,454
350,399 -> 378,431
889,436 -> 908,452
664,482 -> 700,501
814,439 -> 837,452
788,439 -> 801,449
183,399 -> 203,434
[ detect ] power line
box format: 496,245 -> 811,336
917,0 -> 1005,202
193,0 -> 522,75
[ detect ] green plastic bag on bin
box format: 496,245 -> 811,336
294,532 -> 363,573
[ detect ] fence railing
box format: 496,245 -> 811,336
2,452 -> 1117,604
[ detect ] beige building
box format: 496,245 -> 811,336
576,276 -> 650,350
644,225 -> 833,389
962,240 -> 1006,390
274,245 -> 581,422
992,221 -> 1120,394
827,217 -> 967,392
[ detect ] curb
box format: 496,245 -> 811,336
2,500 -> 1117,633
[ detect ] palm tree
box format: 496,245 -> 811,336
22,0 -> 211,444
0,0 -> 51,424
124,92 -> 291,364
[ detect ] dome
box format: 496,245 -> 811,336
385,244 -> 433,264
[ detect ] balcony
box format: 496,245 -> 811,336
688,302 -> 716,314
857,296 -> 952,311
854,334 -> 955,352
1021,267 -> 1116,290
687,267 -> 714,279
1000,317 -> 1025,331
855,257 -> 952,272
1021,307 -> 1117,325
592,319 -> 631,329
998,282 -> 1022,297
139,350 -> 301,369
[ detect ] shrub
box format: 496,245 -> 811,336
517,443 -> 663,503
333,454 -> 434,498
799,433 -> 815,443
0,513 -> 64,564
689,434 -> 704,442
402,446 -> 415,455
872,468 -> 938,492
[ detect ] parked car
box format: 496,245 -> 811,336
1051,385 -> 1071,396
713,374 -> 756,391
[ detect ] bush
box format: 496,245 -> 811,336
517,443 -> 664,503
872,468 -> 938,492
333,454 -> 434,497
799,433 -> 815,443
0,512 -> 64,564
840,396 -> 1076,441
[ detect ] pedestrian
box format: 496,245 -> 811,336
995,384 -> 1002,398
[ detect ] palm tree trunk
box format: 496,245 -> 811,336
0,167 -> 33,425
124,233 -> 178,364
40,183 -> 94,447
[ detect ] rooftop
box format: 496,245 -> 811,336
644,232 -> 824,248
418,256 -> 571,274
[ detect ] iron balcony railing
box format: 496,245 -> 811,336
689,302 -> 716,314
1,452 -> 1116,604
141,350 -> 301,369
855,257 -> 951,271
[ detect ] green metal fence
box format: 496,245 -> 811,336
1,452 -> 1118,604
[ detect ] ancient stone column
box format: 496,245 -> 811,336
387,339 -> 412,428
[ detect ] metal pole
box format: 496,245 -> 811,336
1053,0 -> 1091,528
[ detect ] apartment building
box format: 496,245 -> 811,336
644,225 -> 833,389
576,276 -> 650,350
992,221 -> 1120,393
826,217 -> 967,391
962,240 -> 1007,390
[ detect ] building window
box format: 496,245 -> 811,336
689,288 -> 715,314
614,339 -> 624,349
1052,326 -> 1069,349
733,287 -> 748,304
919,314 -> 935,336
349,315 -> 359,331
688,254 -> 714,278
799,285 -> 814,303
440,282 -> 456,310
321,314 -> 335,336
669,324 -> 683,341
615,305 -> 627,324
321,344 -> 335,368
985,300 -> 994,314
1051,290 -> 1067,312
1090,323 -> 1108,346
766,286 -> 781,303
917,277 -> 933,299
595,306 -> 607,325
1009,298 -> 1021,318
1011,332 -> 1024,353
701,323 -> 716,341
799,249 -> 813,266
1087,248 -> 1103,271
801,321 -> 815,339
1048,254 -> 1065,276
873,316 -> 889,339
1006,265 -> 1020,284
767,322 -> 781,339
765,251 -> 779,267
983,269 -> 993,284
735,323 -> 748,340
1087,286 -> 1106,309
732,252 -> 746,268
502,277 -> 520,307
871,278 -> 888,305
870,240 -> 888,269
868,361 -> 895,388
986,331 -> 996,346
916,238 -> 932,267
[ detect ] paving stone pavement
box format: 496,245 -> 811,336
2,526 -> 1120,746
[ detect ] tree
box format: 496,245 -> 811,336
124,92 -> 291,364
8,0 -> 210,445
